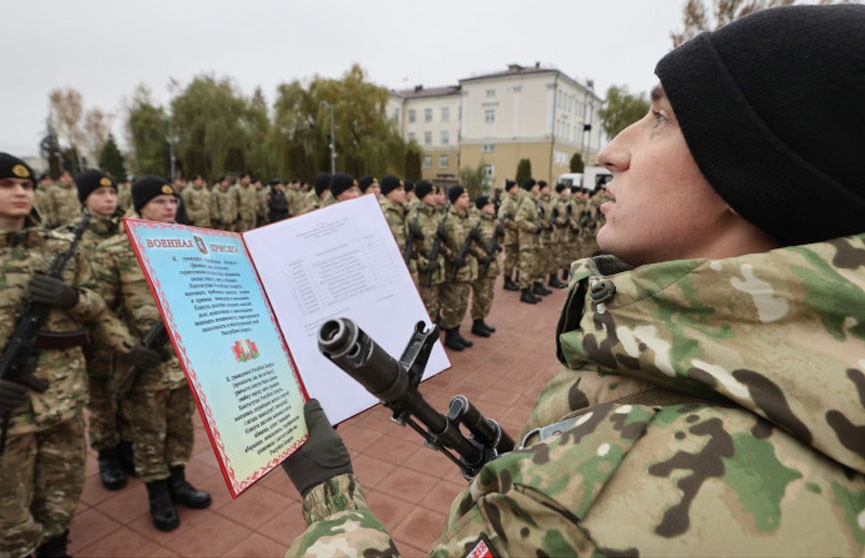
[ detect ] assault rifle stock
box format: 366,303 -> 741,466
112,320 -> 168,400
318,318 -> 514,478
0,212 -> 91,455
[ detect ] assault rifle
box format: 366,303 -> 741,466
318,318 -> 514,478
479,224 -> 504,278
0,212 -> 91,455
424,218 -> 447,287
112,320 -> 168,400
405,220 -> 422,265
448,222 -> 480,279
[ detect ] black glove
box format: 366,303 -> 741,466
0,379 -> 28,413
451,255 -> 466,267
125,346 -> 163,369
408,221 -> 423,240
424,259 -> 439,273
494,223 -> 505,238
468,227 -> 481,241
28,275 -> 79,309
283,399 -> 352,497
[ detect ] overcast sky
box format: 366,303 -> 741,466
3,0 -> 685,157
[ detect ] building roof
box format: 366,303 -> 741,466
459,63 -> 601,101
391,84 -> 461,100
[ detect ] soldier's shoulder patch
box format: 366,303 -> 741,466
462,535 -> 497,558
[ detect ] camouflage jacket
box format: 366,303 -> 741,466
380,197 -> 407,254
497,191 -> 520,245
538,192 -> 553,242
0,221 -> 107,434
90,233 -> 186,392
409,203 -> 446,286
212,185 -> 238,225
117,183 -> 133,213
182,184 -> 213,228
287,235 -> 865,556
443,205 -> 478,283
47,182 -> 82,228
234,183 -> 258,222
514,190 -> 541,248
469,212 -> 502,280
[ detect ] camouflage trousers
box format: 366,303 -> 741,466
87,374 -> 130,451
502,242 -> 519,278
236,217 -> 256,233
470,274 -> 496,320
518,244 -> 539,289
417,282 -> 442,322
123,385 -> 194,482
439,281 -> 470,330
0,414 -> 86,558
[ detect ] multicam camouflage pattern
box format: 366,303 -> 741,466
123,385 -> 194,481
380,196 -> 407,253
212,184 -> 238,230
514,189 -> 541,289
116,182 -> 133,213
287,234 -> 865,556
234,182 -> 258,232
46,181 -> 82,228
439,205 -> 478,330
181,183 -> 213,228
0,414 -> 86,557
469,212 -> 500,320
409,203 -> 447,319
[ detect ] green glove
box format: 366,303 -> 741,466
282,399 -> 352,497
28,274 -> 78,309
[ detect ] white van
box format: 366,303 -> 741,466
558,166 -> 611,191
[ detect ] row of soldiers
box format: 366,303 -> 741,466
0,154 -> 211,558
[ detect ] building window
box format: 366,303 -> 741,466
485,109 -> 495,123
441,107 -> 449,122
482,144 -> 495,152
424,108 -> 432,122
423,155 -> 432,168
408,109 -> 416,123
393,108 -> 400,120
486,89 -> 495,97
408,132 -> 416,143
424,131 -> 432,145
440,130 -> 449,145
439,155 -> 448,168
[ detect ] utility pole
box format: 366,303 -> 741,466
167,121 -> 178,180
321,100 -> 337,174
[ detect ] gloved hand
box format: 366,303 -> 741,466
28,275 -> 78,309
125,346 -> 163,369
468,227 -> 481,241
283,399 -> 352,497
451,255 -> 466,267
424,260 -> 439,273
0,379 -> 28,413
408,221 -> 423,240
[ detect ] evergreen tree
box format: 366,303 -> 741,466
569,152 -> 585,173
598,86 -> 649,139
99,134 -> 127,180
460,161 -> 487,200
515,158 -> 532,186
405,145 -> 422,181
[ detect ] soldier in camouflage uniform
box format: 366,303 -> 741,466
233,172 -> 258,232
537,180 -> 566,289
551,183 -> 573,284
211,175 -> 237,231
181,174 -> 212,228
33,173 -> 53,225
439,186 -> 478,351
61,170 -> 133,493
378,176 -> 416,283
496,179 -> 521,291
278,6 -> 865,556
0,155 -> 119,557
301,173 -> 332,214
407,181 -> 446,321
91,176 -> 211,533
329,173 -> 359,203
45,170 -> 82,228
514,179 -> 546,304
467,195 -> 502,337
116,177 -> 133,214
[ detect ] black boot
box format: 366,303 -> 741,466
117,440 -> 136,477
146,479 -> 180,531
548,273 -> 567,289
520,288 -> 540,304
503,276 -> 519,291
480,320 -> 496,333
562,268 -> 569,282
168,466 -> 212,509
97,446 -> 127,491
471,319 -> 491,337
455,328 -> 473,348
443,328 -> 464,351
35,530 -> 68,557
532,282 -> 552,296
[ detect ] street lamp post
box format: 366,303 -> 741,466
321,100 -> 337,174
167,122 -> 179,179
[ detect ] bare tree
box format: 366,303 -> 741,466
83,108 -> 112,166
49,88 -> 86,160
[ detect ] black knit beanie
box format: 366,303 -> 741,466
329,173 -> 356,197
555,183 -> 567,194
314,173 -> 332,197
0,153 -> 36,185
415,180 -> 433,200
655,4 -> 865,245
379,175 -> 402,196
475,195 -> 492,211
358,175 -> 375,192
404,180 -> 414,193
504,179 -> 518,192
522,178 -> 536,191
76,169 -> 117,203
448,185 -> 465,204
133,175 -> 178,213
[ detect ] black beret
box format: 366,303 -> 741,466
522,178 -> 536,190
415,180 -> 433,200
448,185 -> 465,204
133,175 -> 179,213
0,153 -> 36,185
314,173 -> 332,197
76,169 -> 117,203
379,175 -> 402,196
404,180 -> 414,193
504,179 -> 518,191
358,175 -> 375,192
555,183 -> 567,193
475,195 -> 492,211
538,180 -> 548,188
329,173 -> 357,197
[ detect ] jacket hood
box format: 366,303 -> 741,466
557,235 -> 865,474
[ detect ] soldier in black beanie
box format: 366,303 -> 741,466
330,173 -> 359,202
302,172 -> 332,214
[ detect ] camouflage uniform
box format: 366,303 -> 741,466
514,189 -> 541,290
286,186 -> 305,217
91,234 -> 194,483
380,196 -> 416,282
537,191 -> 555,282
551,191 -> 572,275
33,187 -> 52,226
46,181 -> 82,228
116,182 -> 133,214
439,205 -> 477,330
409,202 -> 446,321
181,182 -> 212,228
469,212 -> 501,322
287,234 -> 865,556
234,182 -> 258,232
212,183 -> 238,231
0,218 -> 108,557
497,189 -> 520,282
